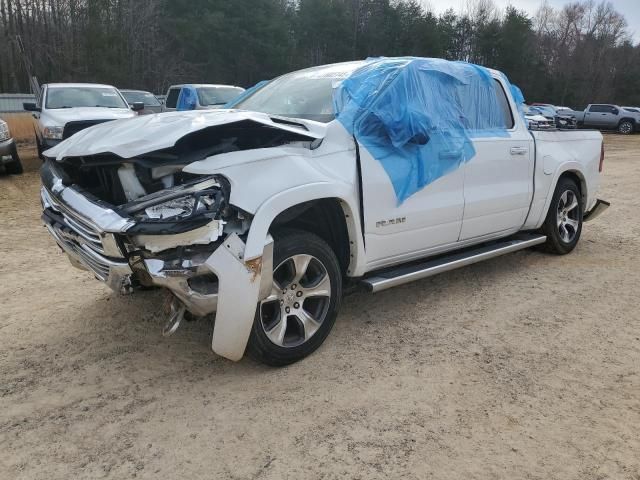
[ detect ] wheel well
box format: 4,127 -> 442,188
558,171 -> 587,208
619,117 -> 635,126
270,198 -> 351,275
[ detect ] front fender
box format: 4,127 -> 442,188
242,183 -> 366,276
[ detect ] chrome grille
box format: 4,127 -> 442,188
62,211 -> 105,254
42,187 -> 106,255
46,223 -> 111,280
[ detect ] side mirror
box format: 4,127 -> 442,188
611,108 -> 619,115
23,102 -> 41,112
131,102 -> 145,112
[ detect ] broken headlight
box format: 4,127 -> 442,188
136,192 -> 219,221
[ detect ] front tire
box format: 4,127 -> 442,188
540,177 -> 583,255
247,230 -> 342,366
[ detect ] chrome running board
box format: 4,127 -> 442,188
361,234 -> 547,293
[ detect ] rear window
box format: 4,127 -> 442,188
196,86 -> 244,107
165,88 -> 180,109
492,80 -> 514,129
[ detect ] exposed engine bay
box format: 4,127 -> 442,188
54,120 -> 314,207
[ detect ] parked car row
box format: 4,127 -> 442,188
572,104 -> 640,134
523,101 -> 640,134
22,82 -> 246,159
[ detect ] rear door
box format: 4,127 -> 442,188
459,78 -> 534,241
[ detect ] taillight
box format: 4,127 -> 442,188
599,142 -> 605,173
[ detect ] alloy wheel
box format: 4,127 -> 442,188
259,254 -> 332,348
619,122 -> 633,134
556,190 -> 580,243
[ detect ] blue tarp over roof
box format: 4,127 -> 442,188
334,57 -> 520,203
177,84 -> 198,111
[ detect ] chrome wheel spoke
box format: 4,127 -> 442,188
291,254 -> 312,284
265,314 -> 287,345
565,195 -> 578,213
296,309 -> 321,340
565,217 -> 579,231
559,191 -> 568,209
302,272 -> 331,298
263,284 -> 282,303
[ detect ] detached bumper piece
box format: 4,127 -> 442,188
584,199 -> 610,222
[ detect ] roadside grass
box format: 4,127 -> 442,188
2,113 -> 35,143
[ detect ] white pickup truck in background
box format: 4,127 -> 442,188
23,83 -> 142,158
39,58 -> 609,365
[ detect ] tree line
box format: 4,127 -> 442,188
0,0 -> 638,109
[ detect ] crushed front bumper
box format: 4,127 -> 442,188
40,160 -> 273,360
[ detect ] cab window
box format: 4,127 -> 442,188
165,88 -> 181,109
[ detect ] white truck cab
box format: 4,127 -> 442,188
40,59 -> 609,366
23,83 -> 140,158
162,84 -> 245,112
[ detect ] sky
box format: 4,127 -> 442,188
422,0 -> 640,42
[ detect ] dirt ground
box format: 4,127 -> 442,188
1,136 -> 639,480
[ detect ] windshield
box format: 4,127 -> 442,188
197,87 -> 244,107
46,87 -> 128,109
533,106 -> 556,117
122,91 -> 160,106
234,62 -> 364,122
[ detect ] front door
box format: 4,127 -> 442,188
585,105 -> 617,128
359,145 -> 465,270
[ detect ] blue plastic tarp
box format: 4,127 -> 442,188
224,80 -> 270,109
334,57 -> 519,203
177,84 -> 198,111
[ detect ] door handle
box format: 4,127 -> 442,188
510,147 -> 528,156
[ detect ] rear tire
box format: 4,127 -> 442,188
540,177 -> 583,255
247,229 -> 342,366
5,144 -> 23,175
618,120 -> 634,135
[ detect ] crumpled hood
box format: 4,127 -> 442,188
44,107 -> 135,126
44,109 -> 327,160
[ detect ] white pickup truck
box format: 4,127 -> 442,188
40,58 -> 609,365
23,83 -> 141,158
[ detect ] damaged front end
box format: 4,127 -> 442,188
37,113 -> 322,360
